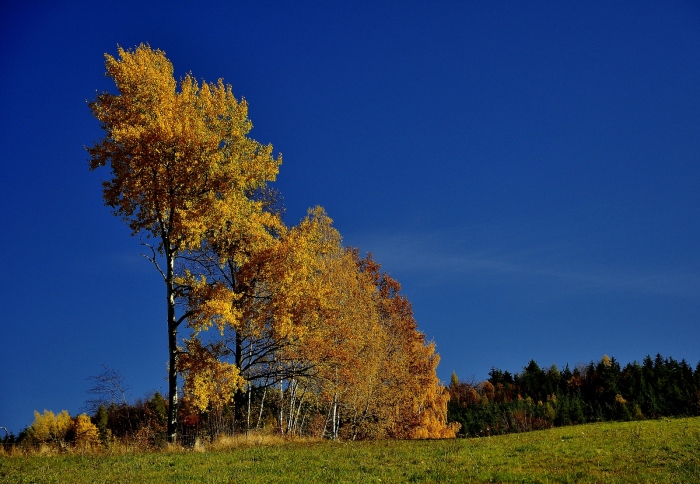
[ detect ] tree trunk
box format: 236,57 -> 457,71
287,379 -> 297,432
292,389 -> 306,434
256,387 -> 267,429
279,378 -> 284,434
246,343 -> 253,431
166,252 -> 179,443
332,392 -> 338,440
233,330 -> 246,426
247,385 -> 252,431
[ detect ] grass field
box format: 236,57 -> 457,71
2,417 -> 699,483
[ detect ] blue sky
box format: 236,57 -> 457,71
2,1 -> 699,434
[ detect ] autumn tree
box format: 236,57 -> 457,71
86,45 -> 455,441
176,207 -> 459,440
295,224 -> 384,439
26,410 -> 72,445
246,221 -> 457,439
356,252 -> 459,439
173,190 -> 287,428
174,211 -> 306,430
87,44 -> 280,442
73,414 -> 100,450
178,338 -> 245,414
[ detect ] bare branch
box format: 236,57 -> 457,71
140,237 -> 166,281
84,365 -> 131,414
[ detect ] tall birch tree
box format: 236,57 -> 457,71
87,44 -> 280,442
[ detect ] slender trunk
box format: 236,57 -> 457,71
332,392 -> 338,440
287,379 -> 296,432
246,344 -> 252,431
298,411 -> 307,437
279,378 -> 284,434
322,402 -> 332,438
235,330 -> 243,369
166,251 -> 178,443
256,386 -> 267,429
293,390 -> 306,434
247,385 -> 251,431
355,378 -> 373,440
233,330 -> 245,427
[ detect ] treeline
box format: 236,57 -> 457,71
448,354 -> 700,437
173,214 -> 459,442
9,218 -> 459,450
3,394 -> 169,451
10,334 -> 454,452
5,43 -> 458,450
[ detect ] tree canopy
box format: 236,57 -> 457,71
88,44 -> 281,442
87,44 -> 455,443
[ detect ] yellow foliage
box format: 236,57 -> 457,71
73,414 -> 100,449
88,44 -> 283,438
177,272 -> 243,334
88,44 -> 281,252
27,410 -> 72,444
403,354 -> 460,439
179,339 -> 246,412
173,202 -> 458,441
86,45 -> 457,442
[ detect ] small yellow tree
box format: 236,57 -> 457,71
73,414 -> 100,449
26,410 -> 72,445
178,339 -> 246,412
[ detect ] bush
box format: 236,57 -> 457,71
73,414 -> 100,449
26,410 -> 72,445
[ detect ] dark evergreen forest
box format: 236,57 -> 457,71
448,354 -> 700,437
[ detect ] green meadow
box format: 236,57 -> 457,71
2,417 -> 699,483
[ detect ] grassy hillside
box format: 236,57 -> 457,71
2,417 -> 699,483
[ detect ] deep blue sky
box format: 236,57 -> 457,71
2,1 -> 700,434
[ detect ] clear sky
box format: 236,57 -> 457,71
2,1 -> 699,435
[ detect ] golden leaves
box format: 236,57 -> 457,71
179,339 -> 245,412
181,204 -> 455,438
88,45 -> 454,439
73,414 -> 101,449
26,410 -> 72,444
88,44 -> 281,252
177,271 -> 243,334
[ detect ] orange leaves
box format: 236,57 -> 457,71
185,205 -> 456,439
244,207 -> 344,342
88,44 -> 455,440
346,252 -> 459,439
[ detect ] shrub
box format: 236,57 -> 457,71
26,410 -> 72,445
73,414 -> 100,449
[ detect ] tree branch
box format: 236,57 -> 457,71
140,238 -> 166,281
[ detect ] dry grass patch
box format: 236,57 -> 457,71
207,431 -> 320,451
